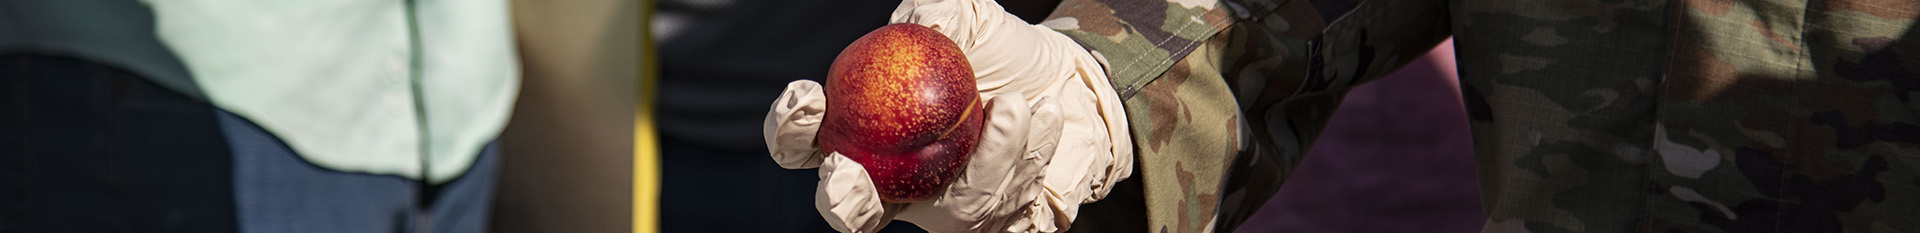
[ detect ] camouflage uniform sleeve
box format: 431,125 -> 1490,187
1214,0 -> 1454,231
1045,1 -> 1237,232
1045,0 -> 1451,232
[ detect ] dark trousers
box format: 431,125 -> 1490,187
1,54 -> 498,233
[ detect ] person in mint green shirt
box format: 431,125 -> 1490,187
1,0 -> 516,232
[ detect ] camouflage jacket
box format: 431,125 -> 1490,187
1047,0 -> 1920,232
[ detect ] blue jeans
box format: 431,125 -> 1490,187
220,110 -> 498,233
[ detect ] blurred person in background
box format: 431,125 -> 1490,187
762,0 -> 1920,232
488,0 -> 643,232
2,1 -> 516,232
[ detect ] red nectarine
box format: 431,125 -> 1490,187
817,23 -> 984,203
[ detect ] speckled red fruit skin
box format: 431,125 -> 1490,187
818,23 -> 984,203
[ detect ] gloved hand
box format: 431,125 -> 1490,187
763,0 -> 1132,232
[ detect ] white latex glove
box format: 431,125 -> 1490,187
891,0 -> 1133,206
762,0 -> 1132,231
768,83 -> 1074,233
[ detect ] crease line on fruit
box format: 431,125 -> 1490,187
930,96 -> 981,141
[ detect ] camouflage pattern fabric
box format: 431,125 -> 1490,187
1047,0 -> 1920,232
1046,1 -> 1241,232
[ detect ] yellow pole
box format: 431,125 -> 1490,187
634,0 -> 660,232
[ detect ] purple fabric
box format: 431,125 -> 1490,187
1234,39 -> 1484,233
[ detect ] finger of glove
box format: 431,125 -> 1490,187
1022,97 -> 1062,179
1021,95 -> 1067,200
1042,87 -> 1125,204
897,93 -> 1032,232
998,97 -> 1066,233
816,153 -> 892,233
766,80 -> 829,169
890,0 -> 1097,104
888,0 -> 1044,56
890,0 -> 990,48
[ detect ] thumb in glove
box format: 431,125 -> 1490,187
765,80 -> 829,169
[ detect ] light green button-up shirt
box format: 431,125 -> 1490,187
1,0 -> 518,183
149,0 -> 519,183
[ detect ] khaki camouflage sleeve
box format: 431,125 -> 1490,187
1044,0 -> 1452,232
1044,1 -> 1240,232
1219,0 -> 1456,232
1213,0 -> 1451,231
1044,0 -> 1235,98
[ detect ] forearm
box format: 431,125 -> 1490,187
1213,0 -> 1454,231
1042,0 -> 1453,232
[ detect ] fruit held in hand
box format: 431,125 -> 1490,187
818,23 -> 984,203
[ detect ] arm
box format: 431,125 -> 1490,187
1224,1 -> 1454,230
1042,0 -> 1452,231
